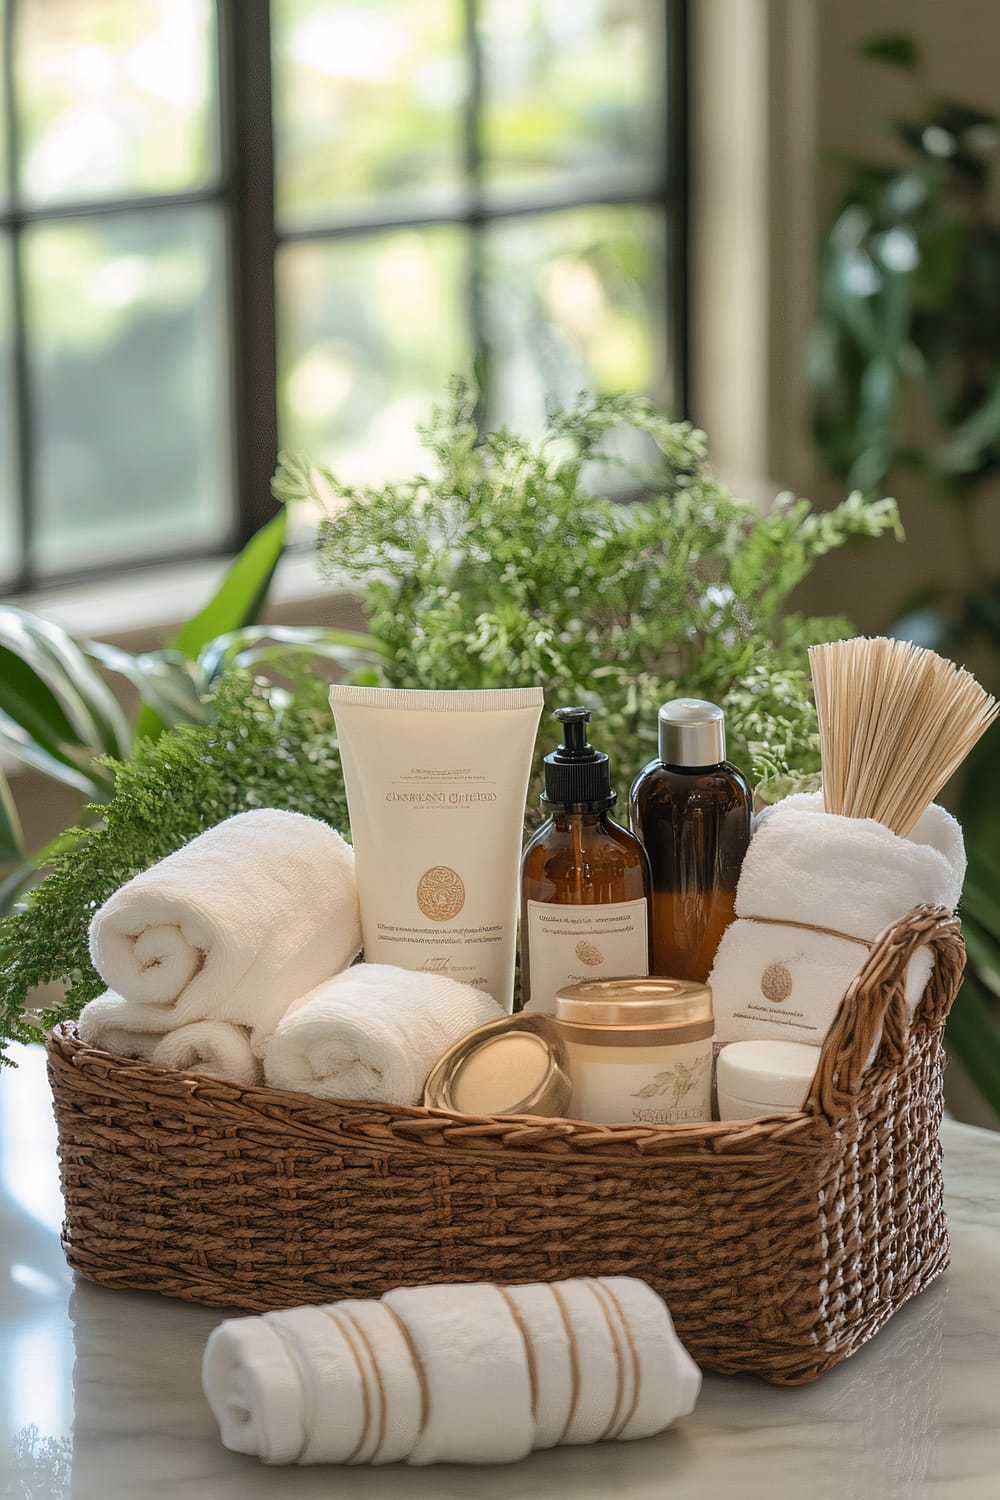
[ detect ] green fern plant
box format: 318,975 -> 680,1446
277,383 -> 901,798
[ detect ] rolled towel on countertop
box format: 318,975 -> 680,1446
381,1283 -> 535,1466
325,1300 -> 425,1465
599,1274 -> 703,1439
709,792 -> 966,1052
263,963 -> 503,1105
201,1276 -> 701,1468
526,1277 -> 628,1447
89,809 -> 362,1051
202,1316 -> 307,1465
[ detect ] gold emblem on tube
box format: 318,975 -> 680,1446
417,865 -> 465,921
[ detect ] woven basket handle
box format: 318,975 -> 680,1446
810,903 -> 966,1124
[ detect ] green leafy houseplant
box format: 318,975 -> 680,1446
0,384 -> 899,1064
808,31 -> 1000,654
808,33 -> 1000,1117
0,510 -> 378,914
278,382 -> 900,801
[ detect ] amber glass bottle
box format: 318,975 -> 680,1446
520,708 -> 651,1015
629,699 -> 751,983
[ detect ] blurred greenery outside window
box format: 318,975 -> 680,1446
0,0 -> 685,590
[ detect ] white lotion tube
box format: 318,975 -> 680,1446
329,687 -> 544,1011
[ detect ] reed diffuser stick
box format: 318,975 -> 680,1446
808,637 -> 999,837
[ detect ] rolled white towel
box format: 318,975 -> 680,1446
76,992 -> 261,1084
205,1301 -> 425,1468
89,810 -> 361,1051
263,964 -> 503,1104
202,1316 -> 307,1464
151,1022 -> 262,1086
373,1283 -> 536,1466
501,1281 -> 574,1450
598,1276 -> 701,1438
76,990 -> 163,1059
327,1300 -> 424,1465
260,1307 -> 370,1465
538,1278 -> 625,1447
710,793 -> 966,1051
201,1277 -> 699,1468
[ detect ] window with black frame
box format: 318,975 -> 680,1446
0,0 -> 685,592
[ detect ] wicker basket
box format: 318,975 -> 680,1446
47,903 -> 965,1386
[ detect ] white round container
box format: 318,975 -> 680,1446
716,1039 -> 822,1120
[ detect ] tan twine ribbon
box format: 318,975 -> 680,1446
741,913 -> 873,948
584,1280 -> 628,1442
548,1283 -> 582,1446
598,1282 -> 643,1439
319,1307 -> 372,1464
497,1287 -> 539,1424
338,1308 -> 388,1464
380,1302 -> 431,1448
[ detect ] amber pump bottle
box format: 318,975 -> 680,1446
520,707 -> 651,1015
629,699 -> 751,983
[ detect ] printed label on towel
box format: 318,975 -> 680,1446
523,898 -> 649,1015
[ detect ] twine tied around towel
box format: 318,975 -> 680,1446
740,914 -> 874,1004
741,913 -> 873,948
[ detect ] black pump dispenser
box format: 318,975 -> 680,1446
541,707 -> 616,810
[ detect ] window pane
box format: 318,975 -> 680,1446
15,0 -> 217,207
479,0 -> 665,204
0,235 -> 18,580
481,205 -> 668,432
24,206 -> 231,577
278,228 -> 470,486
273,0 -> 467,226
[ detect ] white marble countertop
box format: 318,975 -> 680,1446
1,1042 -> 998,1500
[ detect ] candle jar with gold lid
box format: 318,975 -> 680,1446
555,977 -> 713,1126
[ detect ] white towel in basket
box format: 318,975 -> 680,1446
263,963 -> 502,1104
88,809 -> 361,1051
76,992 -> 263,1085
710,792 -> 966,1050
76,990 -> 161,1060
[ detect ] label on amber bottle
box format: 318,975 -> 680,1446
523,898 -> 650,1015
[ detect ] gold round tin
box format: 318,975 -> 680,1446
423,1013 -> 572,1118
554,976 -> 714,1045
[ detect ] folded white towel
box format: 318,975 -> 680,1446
382,1284 -> 535,1465
263,964 -> 503,1104
201,1276 -> 700,1468
77,990 -> 162,1059
76,992 -> 261,1084
710,792 -> 966,1051
151,1022 -> 262,1086
89,810 -> 361,1051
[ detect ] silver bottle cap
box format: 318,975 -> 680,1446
658,698 -> 726,767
